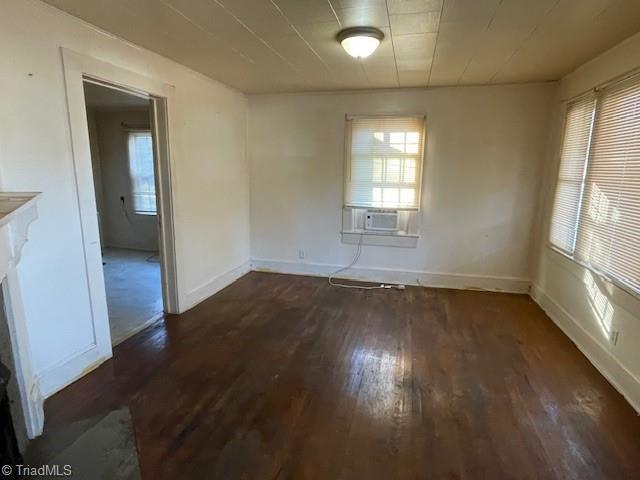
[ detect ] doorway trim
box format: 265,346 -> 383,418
58,48 -> 179,392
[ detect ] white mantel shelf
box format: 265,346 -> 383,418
0,193 -> 41,228
0,193 -> 41,280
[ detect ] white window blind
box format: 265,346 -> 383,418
549,94 -> 596,253
127,131 -> 157,215
345,116 -> 425,210
574,76 -> 640,293
549,72 -> 640,294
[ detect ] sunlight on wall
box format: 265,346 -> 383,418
583,270 -> 615,339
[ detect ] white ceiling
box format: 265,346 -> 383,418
42,0 -> 640,93
83,82 -> 150,109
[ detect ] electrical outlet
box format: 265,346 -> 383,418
609,330 -> 620,346
298,249 -> 305,260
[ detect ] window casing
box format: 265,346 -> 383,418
549,73 -> 640,295
127,131 -> 157,215
344,115 -> 426,210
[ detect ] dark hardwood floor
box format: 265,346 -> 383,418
41,272 -> 640,479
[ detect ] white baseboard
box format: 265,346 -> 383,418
530,284 -> 640,414
251,259 -> 531,294
36,344 -> 110,398
35,261 -> 251,400
182,260 -> 251,311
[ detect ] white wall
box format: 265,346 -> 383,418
93,108 -> 158,251
0,0 -> 250,397
249,84 -> 555,291
531,32 -> 640,413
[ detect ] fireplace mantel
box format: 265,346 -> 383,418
0,193 -> 41,277
0,192 -> 44,439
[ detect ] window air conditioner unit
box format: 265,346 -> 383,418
365,210 -> 399,232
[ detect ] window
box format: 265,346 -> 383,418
549,73 -> 640,294
345,115 -> 425,210
127,131 -> 156,215
549,95 -> 596,253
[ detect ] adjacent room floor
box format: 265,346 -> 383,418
40,272 -> 640,479
102,248 -> 163,346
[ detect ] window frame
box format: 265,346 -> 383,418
547,74 -> 640,300
343,114 -> 427,212
126,130 -> 157,216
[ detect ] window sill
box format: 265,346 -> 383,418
341,229 -> 418,248
546,243 -> 640,306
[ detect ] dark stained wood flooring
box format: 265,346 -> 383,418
41,272 -> 640,479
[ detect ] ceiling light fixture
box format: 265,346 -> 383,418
337,27 -> 384,59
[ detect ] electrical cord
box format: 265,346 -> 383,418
328,233 -> 405,290
120,196 -> 133,224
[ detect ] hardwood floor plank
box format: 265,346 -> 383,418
39,272 -> 640,479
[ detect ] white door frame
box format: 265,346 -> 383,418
149,94 -> 179,313
60,49 -> 180,369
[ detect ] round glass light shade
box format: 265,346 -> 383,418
340,35 -> 381,58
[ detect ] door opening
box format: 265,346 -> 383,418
82,80 -> 165,346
